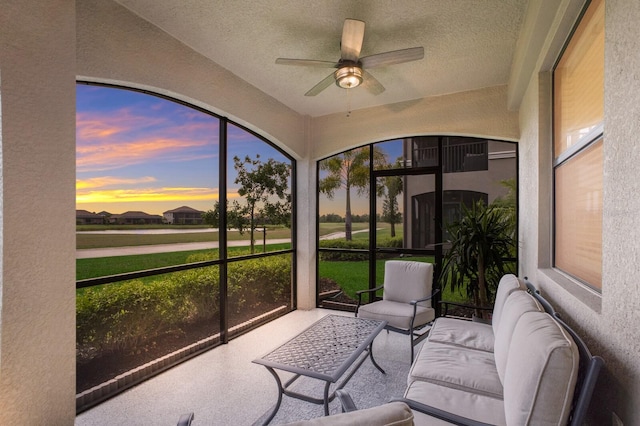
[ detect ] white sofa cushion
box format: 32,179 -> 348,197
503,311 -> 579,425
426,318 -> 494,352
492,291 -> 542,381
405,380 -> 506,426
407,341 -> 502,398
491,274 -> 524,335
426,273 -> 523,353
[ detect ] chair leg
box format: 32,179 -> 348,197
409,326 -> 414,362
410,337 -> 414,362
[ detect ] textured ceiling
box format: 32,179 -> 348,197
115,0 -> 529,117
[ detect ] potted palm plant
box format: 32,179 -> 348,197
440,199 -> 516,319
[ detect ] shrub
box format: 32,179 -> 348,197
76,254 -> 291,359
318,237 -> 404,261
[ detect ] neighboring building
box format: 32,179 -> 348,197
402,137 -> 517,250
163,206 -> 205,225
110,211 -> 163,225
76,209 -> 104,225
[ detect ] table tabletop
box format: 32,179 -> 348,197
253,315 -> 386,382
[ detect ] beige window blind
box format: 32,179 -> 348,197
555,139 -> 603,289
553,0 -> 604,159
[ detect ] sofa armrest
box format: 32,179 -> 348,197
391,398 -> 494,426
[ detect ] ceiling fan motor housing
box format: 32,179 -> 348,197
335,62 -> 363,89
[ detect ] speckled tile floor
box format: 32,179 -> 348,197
75,309 -> 414,426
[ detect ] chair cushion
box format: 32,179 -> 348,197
407,342 -> 503,399
282,401 -> 414,426
359,300 -> 435,330
405,380 -> 506,426
503,311 -> 579,426
383,261 -> 433,305
426,317 -> 494,352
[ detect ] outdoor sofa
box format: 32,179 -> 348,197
286,274 -> 604,426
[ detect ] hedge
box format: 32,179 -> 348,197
318,237 -> 404,261
77,254 -> 291,358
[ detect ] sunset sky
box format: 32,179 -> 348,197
76,84 -> 290,216
76,84 -> 406,219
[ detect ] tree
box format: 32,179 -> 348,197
233,155 -> 290,253
380,162 -> 404,237
201,154 -> 291,254
319,147 -> 385,241
439,200 -> 515,318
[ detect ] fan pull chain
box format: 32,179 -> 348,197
346,88 -> 352,117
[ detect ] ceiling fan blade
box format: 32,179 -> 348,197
360,47 -> 424,69
362,71 -> 385,95
305,73 -> 336,96
341,19 -> 365,61
275,58 -> 338,68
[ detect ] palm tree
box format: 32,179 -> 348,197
319,147 -> 385,240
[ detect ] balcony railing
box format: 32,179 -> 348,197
413,140 -> 488,173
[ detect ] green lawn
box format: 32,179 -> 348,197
319,256 -> 468,304
77,222 -> 468,304
77,243 -> 291,280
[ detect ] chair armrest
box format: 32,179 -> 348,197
355,285 -> 384,297
410,289 -> 440,305
177,413 -> 194,426
355,285 -> 384,316
391,398 -> 493,426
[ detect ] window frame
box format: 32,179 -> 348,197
551,0 -> 604,293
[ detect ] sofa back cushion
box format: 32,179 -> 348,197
493,291 -> 542,381
491,274 -> 524,335
383,261 -> 433,306
503,311 -> 579,425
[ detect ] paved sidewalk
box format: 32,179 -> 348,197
76,239 -> 292,259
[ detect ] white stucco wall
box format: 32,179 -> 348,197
311,85 -> 519,160
0,0 -> 77,423
76,0 -> 307,161
518,0 -> 640,423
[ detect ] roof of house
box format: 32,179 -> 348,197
163,206 -> 205,214
76,210 -> 103,218
112,211 -> 163,219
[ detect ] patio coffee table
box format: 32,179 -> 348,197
253,314 -> 387,424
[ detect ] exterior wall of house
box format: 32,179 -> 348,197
0,1 -> 77,423
517,0 -> 640,424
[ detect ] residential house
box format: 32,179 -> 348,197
163,206 -> 205,225
110,211 -> 163,225
75,210 -> 104,225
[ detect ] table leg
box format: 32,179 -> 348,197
368,343 -> 386,374
261,367 -> 284,426
323,381 -> 331,415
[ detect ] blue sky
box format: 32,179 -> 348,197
76,84 -> 289,215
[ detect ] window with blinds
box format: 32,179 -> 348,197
553,0 -> 604,291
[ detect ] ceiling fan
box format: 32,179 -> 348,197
276,19 -> 424,96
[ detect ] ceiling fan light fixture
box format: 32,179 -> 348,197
335,66 -> 363,89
